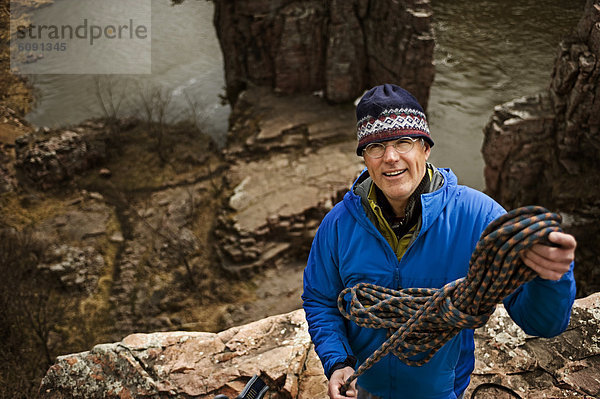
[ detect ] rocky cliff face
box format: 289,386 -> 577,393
213,0 -> 435,107
482,0 -> 600,296
213,87 -> 364,280
39,293 -> 600,398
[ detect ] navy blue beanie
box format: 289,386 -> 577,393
356,84 -> 433,155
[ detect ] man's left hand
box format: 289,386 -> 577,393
521,231 -> 577,281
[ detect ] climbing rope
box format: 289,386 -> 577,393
337,206 -> 563,394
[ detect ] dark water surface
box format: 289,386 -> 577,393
428,0 -> 585,189
24,0 -> 586,188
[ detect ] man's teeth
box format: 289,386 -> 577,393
384,170 -> 405,177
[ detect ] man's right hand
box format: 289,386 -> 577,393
328,366 -> 357,398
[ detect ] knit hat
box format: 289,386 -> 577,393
355,84 -> 433,155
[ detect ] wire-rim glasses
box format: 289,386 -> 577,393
363,137 -> 422,158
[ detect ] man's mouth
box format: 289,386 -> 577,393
383,169 -> 407,177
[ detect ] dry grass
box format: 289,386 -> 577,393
0,190 -> 77,229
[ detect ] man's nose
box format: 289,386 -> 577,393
382,144 -> 400,162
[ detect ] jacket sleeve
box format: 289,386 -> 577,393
302,215 -> 355,378
477,198 -> 576,338
503,264 -> 576,337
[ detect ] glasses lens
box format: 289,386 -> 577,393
365,143 -> 385,158
394,139 -> 415,153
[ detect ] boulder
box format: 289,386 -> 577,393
14,125 -> 107,190
213,0 -> 435,107
39,293 -> 600,398
466,292 -> 600,399
38,202 -> 112,242
39,309 -> 328,399
39,244 -> 105,294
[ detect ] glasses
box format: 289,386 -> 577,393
363,137 -> 422,158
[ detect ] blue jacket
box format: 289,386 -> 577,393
302,168 -> 576,399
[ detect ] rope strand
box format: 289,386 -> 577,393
338,206 -> 563,394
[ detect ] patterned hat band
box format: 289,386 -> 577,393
356,108 -> 432,155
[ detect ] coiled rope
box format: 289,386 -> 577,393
337,206 -> 563,394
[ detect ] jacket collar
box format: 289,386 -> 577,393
346,164 -> 455,236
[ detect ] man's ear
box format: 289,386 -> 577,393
423,142 -> 431,160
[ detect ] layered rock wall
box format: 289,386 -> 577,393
213,0 -> 435,107
482,0 -> 600,295
214,87 -> 364,276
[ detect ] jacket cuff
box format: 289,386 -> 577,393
327,356 -> 357,379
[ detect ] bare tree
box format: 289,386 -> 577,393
0,228 -> 60,398
93,77 -> 124,120
137,85 -> 173,163
183,89 -> 209,135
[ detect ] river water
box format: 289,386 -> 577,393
24,0 -> 230,144
428,0 -> 585,188
24,0 -> 585,189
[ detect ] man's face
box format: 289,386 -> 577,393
363,138 -> 431,215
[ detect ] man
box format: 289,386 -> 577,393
302,84 -> 576,399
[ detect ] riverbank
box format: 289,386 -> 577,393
0,0 -> 54,116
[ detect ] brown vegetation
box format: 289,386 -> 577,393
0,115 -> 254,396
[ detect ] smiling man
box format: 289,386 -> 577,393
302,84 -> 577,399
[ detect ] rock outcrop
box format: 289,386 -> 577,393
39,309 -> 328,399
482,0 -> 600,296
39,244 -> 106,294
14,121 -> 109,190
39,293 -> 600,398
467,292 -> 600,399
0,104 -> 33,192
213,0 -> 435,107
214,87 -> 364,276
